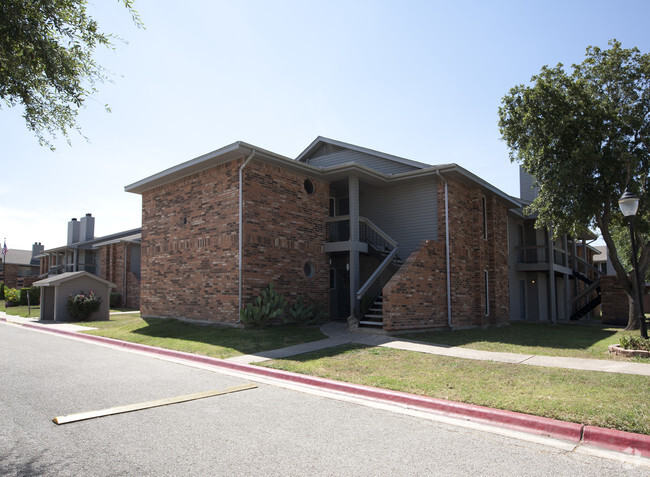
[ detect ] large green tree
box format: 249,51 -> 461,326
499,40 -> 649,337
0,0 -> 141,149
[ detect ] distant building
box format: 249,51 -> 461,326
592,245 -> 613,276
40,214 -> 141,309
508,168 -> 600,322
0,243 -> 44,288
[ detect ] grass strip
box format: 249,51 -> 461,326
260,344 -> 650,435
77,314 -> 327,359
0,304 -> 40,318
400,322 -> 643,361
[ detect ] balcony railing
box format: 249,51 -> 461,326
516,245 -> 548,264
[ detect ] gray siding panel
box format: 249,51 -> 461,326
307,150 -> 420,175
360,177 -> 438,258
519,167 -> 539,202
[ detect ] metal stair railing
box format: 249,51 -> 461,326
356,218 -> 401,316
570,277 -> 601,320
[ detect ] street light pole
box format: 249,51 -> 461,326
619,189 -> 648,339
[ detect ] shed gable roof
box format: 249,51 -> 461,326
34,271 -> 116,288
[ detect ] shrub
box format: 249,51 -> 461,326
110,292 -> 121,308
619,335 -> 650,352
240,283 -> 287,326
0,282 -> 4,300
19,287 -> 40,306
66,291 -> 102,321
29,286 -> 40,306
285,295 -> 329,325
4,287 -> 20,307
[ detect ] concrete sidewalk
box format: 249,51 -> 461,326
3,312 -> 650,376
230,321 -> 650,376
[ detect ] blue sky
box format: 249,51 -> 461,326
2,0 -> 650,250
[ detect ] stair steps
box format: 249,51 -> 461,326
360,296 -> 384,327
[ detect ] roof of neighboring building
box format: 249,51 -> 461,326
125,138 -> 520,208
43,228 -> 142,254
91,233 -> 141,248
593,245 -> 607,262
2,249 -> 38,267
33,271 -> 116,288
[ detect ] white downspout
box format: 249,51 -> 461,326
238,149 -> 256,319
436,170 -> 452,328
123,243 -> 128,308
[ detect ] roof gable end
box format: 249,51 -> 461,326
297,137 -> 432,171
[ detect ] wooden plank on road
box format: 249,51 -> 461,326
53,383 -> 257,425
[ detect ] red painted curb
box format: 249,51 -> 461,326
14,321 -> 650,458
583,426 -> 650,457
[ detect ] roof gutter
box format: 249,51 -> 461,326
436,170 -> 452,329
238,149 -> 256,320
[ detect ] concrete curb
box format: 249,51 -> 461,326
7,318 -> 650,458
583,426 -> 650,457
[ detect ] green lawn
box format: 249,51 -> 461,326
5,303 -> 649,434
260,343 -> 650,435
400,322 -> 640,361
77,313 -> 327,359
0,303 -> 40,317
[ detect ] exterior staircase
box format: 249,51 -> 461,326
570,272 -> 602,320
359,294 -> 384,327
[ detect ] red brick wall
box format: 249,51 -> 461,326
1,264 -> 39,289
383,177 -> 510,331
601,275 -> 629,325
241,161 -> 330,312
140,160 -> 241,322
383,240 -> 448,330
1,264 -> 20,289
99,243 -> 141,309
139,158 -> 330,324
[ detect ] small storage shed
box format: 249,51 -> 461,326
34,271 -> 115,322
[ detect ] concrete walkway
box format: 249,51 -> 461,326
3,312 -> 650,376
230,321 -> 650,377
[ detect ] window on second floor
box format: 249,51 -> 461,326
481,196 -> 488,240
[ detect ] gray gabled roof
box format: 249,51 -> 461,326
43,228 -> 142,254
296,136 -> 433,170
124,137 -> 519,208
124,142 -> 315,195
3,249 -> 37,266
91,233 -> 141,248
33,271 -> 116,288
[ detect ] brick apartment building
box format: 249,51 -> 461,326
40,214 -> 141,309
0,243 -> 44,288
126,137 -> 519,331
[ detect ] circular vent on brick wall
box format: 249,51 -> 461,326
303,261 -> 315,278
303,178 -> 315,195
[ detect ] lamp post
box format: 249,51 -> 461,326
618,189 -> 648,339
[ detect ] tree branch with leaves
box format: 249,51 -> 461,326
499,40 -> 650,336
0,0 -> 142,149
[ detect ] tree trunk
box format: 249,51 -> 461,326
625,292 -> 640,331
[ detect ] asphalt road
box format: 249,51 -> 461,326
1,322 -> 647,476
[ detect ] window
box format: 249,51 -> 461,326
482,196 -> 488,240
484,270 -> 490,316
